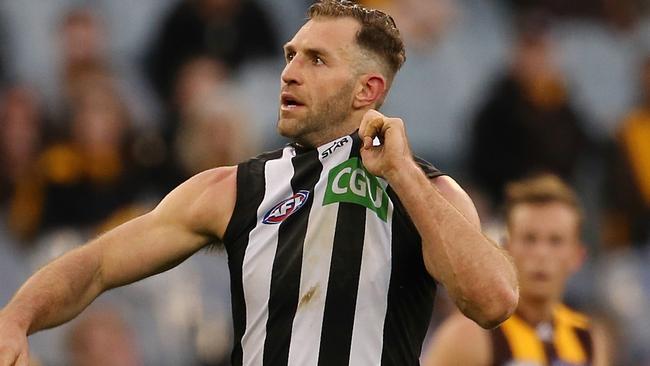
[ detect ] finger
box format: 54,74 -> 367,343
358,109 -> 385,146
0,352 -> 17,366
362,117 -> 385,149
15,352 -> 28,366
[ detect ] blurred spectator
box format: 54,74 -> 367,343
0,85 -> 46,242
36,66 -> 141,234
468,13 -> 590,209
364,0 -> 458,52
55,7 -> 157,128
0,1 -> 166,126
60,8 -> 107,72
375,0 -> 511,172
603,55 -> 650,249
142,56 -> 259,195
145,0 -> 279,103
173,56 -> 229,117
66,307 -> 143,366
503,0 -> 641,30
174,89 -> 256,176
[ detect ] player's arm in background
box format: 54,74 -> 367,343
0,166 -> 237,366
422,312 -> 491,366
592,319 -> 614,366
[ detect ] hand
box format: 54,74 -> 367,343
0,312 -> 30,366
358,109 -> 415,180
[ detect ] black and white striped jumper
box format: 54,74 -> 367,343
223,132 -> 444,366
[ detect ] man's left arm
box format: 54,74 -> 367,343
359,110 -> 518,329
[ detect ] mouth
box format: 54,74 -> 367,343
281,93 -> 306,110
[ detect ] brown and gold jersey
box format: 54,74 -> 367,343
490,305 -> 593,366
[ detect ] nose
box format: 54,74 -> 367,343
530,241 -> 553,261
281,57 -> 304,86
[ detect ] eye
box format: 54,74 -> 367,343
523,233 -> 536,245
285,52 -> 295,63
313,55 -> 324,65
549,235 -> 563,247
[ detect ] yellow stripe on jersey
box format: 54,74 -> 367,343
500,313 -> 547,363
554,305 -> 588,364
493,304 -> 592,366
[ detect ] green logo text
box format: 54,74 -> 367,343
323,158 -> 389,221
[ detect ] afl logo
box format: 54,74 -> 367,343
262,190 -> 310,224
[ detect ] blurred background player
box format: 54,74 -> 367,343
422,174 -> 611,366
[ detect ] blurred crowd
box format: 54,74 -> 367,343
0,0 -> 649,365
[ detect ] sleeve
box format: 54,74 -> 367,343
413,155 -> 445,179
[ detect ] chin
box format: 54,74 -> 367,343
522,286 -> 556,303
277,118 -> 298,138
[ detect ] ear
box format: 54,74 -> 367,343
353,74 -> 386,109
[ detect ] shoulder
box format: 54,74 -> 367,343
554,305 -> 613,366
423,312 -> 491,366
154,166 -> 238,239
555,304 -> 591,330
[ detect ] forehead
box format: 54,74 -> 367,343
287,17 -> 360,53
509,202 -> 579,232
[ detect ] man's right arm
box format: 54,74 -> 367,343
0,166 -> 237,365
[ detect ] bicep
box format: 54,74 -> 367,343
95,167 -> 237,290
94,211 -> 208,289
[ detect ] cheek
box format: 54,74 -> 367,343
546,250 -> 576,277
510,251 -> 533,272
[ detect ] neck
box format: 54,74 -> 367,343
516,296 -> 558,326
296,109 -> 368,148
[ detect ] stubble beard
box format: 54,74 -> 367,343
278,81 -> 355,147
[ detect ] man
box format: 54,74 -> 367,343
0,1 -> 518,365
423,174 -> 610,366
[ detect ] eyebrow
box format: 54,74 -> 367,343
283,44 -> 332,59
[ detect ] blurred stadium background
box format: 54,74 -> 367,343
1,0 -> 649,364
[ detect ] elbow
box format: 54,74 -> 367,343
458,282 -> 519,330
475,285 -> 518,329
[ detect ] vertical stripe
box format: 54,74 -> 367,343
287,137 -> 353,366
543,340 -> 559,365
499,315 -> 546,363
264,147 -> 323,366
317,137 -> 367,366
241,147 -> 295,366
224,149 -> 284,366
554,321 -> 587,364
574,327 -> 593,362
348,192 -> 394,366
490,328 -> 513,366
381,191 -> 436,366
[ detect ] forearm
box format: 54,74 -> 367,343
386,162 -> 518,327
3,244 -> 104,335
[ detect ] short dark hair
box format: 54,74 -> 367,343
504,174 -> 583,231
308,0 -> 406,78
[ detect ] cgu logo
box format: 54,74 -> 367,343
263,190 -> 310,224
323,158 -> 389,221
